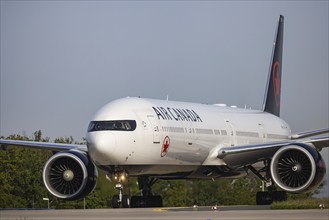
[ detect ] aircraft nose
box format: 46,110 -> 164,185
86,132 -> 117,165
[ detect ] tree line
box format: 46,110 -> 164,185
0,131 -> 314,209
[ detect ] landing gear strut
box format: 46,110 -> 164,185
247,161 -> 287,205
130,176 -> 163,208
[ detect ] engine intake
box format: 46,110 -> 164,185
43,151 -> 98,200
270,144 -> 326,193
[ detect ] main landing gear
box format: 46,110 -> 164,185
247,162 -> 287,205
109,171 -> 163,208
130,176 -> 163,208
256,190 -> 287,205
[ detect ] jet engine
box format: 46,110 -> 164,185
270,144 -> 326,193
42,151 -> 98,200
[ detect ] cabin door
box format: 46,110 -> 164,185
225,119 -> 236,146
147,115 -> 161,144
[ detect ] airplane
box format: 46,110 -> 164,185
1,15 -> 328,208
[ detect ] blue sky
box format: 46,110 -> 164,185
0,1 -> 328,196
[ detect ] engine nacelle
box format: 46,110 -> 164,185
270,143 -> 326,193
43,150 -> 98,200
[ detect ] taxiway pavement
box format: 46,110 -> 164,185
1,206 -> 328,220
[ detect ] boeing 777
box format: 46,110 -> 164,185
1,15 -> 328,208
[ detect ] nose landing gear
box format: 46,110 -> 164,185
107,171 -> 130,208
111,182 -> 130,208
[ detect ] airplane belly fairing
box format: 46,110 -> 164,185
97,164 -> 246,179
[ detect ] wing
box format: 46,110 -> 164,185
0,139 -> 87,152
301,135 -> 329,150
217,128 -> 329,168
290,128 -> 329,139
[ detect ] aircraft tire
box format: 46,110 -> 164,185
130,196 -> 143,208
111,195 -> 120,208
147,195 -> 163,207
122,195 -> 130,208
130,195 -> 163,208
273,191 -> 287,202
256,191 -> 272,205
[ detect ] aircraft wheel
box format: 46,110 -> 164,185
112,195 -> 120,208
122,195 -> 130,208
130,195 -> 162,208
147,195 -> 163,207
130,196 -> 144,208
256,191 -> 272,205
273,191 -> 287,202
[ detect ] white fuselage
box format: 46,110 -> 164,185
86,97 -> 291,178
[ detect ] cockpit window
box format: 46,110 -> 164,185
88,120 -> 137,132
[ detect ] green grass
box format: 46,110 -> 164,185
271,198 -> 329,209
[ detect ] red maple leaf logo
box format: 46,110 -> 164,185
272,61 -> 281,107
161,136 -> 170,157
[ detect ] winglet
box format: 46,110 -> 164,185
263,15 -> 284,117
